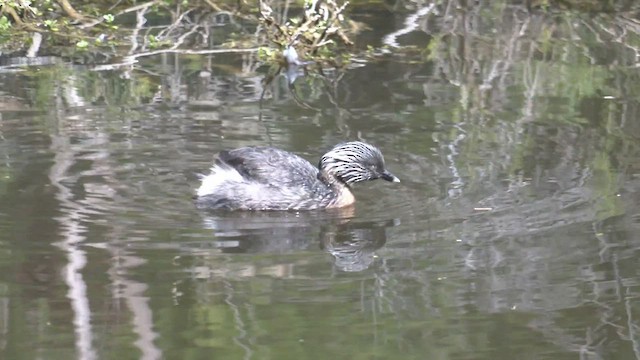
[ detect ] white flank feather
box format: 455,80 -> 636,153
196,165 -> 244,197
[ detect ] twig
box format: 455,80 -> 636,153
26,32 -> 42,57
171,24 -> 201,49
3,5 -> 42,32
96,47 -> 261,70
128,5 -> 150,55
132,47 -> 259,57
200,23 -> 210,47
203,0 -> 225,12
156,9 -> 194,40
57,0 -> 90,22
204,0 -> 254,21
258,0 -> 288,45
90,60 -> 138,71
79,0 -> 160,29
115,0 -> 161,15
312,1 -> 351,49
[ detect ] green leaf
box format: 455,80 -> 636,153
0,16 -> 11,32
103,14 -> 114,23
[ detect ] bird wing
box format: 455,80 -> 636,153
216,146 -> 320,187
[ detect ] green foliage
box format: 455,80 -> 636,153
146,34 -> 171,49
0,1 -> 117,52
259,0 -> 353,66
257,46 -> 276,61
43,19 -> 58,31
102,14 -> 114,23
75,39 -> 89,49
0,15 -> 11,31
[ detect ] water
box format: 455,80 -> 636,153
1,2 -> 640,359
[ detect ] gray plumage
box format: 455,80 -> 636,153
195,141 -> 399,211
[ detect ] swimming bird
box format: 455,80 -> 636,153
195,141 -> 399,211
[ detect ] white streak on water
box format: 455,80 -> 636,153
383,4 -> 437,48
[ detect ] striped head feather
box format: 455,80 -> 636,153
319,142 -> 400,185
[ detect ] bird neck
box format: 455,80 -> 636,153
318,170 -> 355,208
318,169 -> 344,187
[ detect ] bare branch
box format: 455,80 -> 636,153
91,48 -> 260,72
3,5 -> 42,32
128,5 -> 150,54
171,24 -> 201,49
57,0 -> 90,22
203,0 -> 225,12
156,9 -> 194,40
79,0 -> 160,29
26,32 -> 43,58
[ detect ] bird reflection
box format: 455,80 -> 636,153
198,207 -> 395,272
320,221 -> 392,272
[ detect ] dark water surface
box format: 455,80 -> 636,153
2,3 -> 640,360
